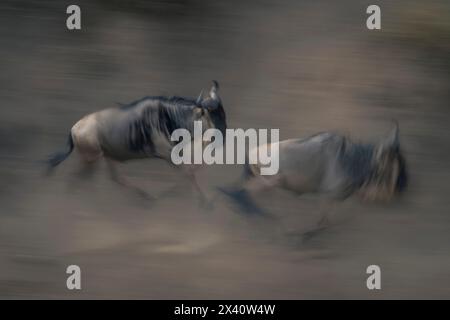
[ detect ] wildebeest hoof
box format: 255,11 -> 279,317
301,225 -> 328,243
132,188 -> 156,201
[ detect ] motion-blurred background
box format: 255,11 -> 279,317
0,0 -> 449,299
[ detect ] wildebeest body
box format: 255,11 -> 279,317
47,81 -> 226,200
89,96 -> 204,161
277,134 -> 350,196
246,133 -> 367,197
233,124 -> 407,218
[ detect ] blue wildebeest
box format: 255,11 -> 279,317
222,122 -> 408,238
47,81 -> 226,201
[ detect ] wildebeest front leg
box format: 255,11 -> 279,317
182,165 -> 211,208
221,175 -> 280,215
106,158 -> 154,200
302,200 -> 336,242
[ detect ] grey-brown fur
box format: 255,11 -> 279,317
47,81 -> 226,202
223,123 -> 408,228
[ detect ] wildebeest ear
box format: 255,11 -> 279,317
209,80 -> 220,101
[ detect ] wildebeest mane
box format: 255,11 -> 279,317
338,138 -> 375,189
120,95 -> 197,111
337,135 -> 408,200
123,96 -> 198,155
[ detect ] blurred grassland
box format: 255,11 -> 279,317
0,0 -> 450,299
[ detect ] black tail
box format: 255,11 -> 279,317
47,133 -> 74,168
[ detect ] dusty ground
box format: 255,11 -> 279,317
1,0 -> 450,299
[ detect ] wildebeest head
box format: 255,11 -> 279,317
361,122 -> 408,201
196,81 -> 227,136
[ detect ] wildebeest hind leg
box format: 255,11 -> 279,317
302,201 -> 335,242
301,223 -> 330,243
66,158 -> 99,193
78,160 -> 98,178
68,159 -> 99,189
184,167 -> 211,209
106,158 -> 155,200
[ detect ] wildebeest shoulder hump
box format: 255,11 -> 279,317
119,95 -> 196,111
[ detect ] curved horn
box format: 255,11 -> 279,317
392,119 -> 399,134
209,80 -> 220,100
390,119 -> 399,146
196,90 -> 204,105
380,120 -> 400,151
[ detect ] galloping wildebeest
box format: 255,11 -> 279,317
222,122 -> 408,236
47,80 -> 227,201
